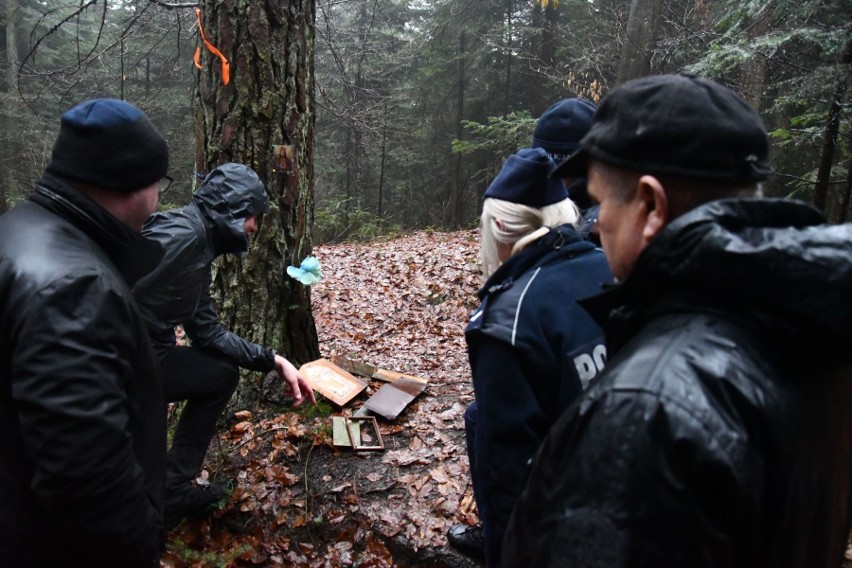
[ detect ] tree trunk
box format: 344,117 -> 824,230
535,2 -> 558,114
344,0 -> 369,215
616,0 -> 664,84
451,30 -> 466,228
1,0 -> 21,213
839,150 -> 852,224
813,35 -> 852,214
377,109 -> 387,219
6,0 -> 19,95
195,1 -> 320,378
738,9 -> 769,111
504,0 -> 513,115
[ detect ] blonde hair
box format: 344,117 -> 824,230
480,197 -> 581,277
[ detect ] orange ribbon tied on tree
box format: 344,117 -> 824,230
193,8 -> 230,85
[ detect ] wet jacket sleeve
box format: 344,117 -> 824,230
502,388 -> 760,568
183,281 -> 276,372
470,334 -> 550,567
11,275 -> 162,566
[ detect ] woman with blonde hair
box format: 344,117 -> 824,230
448,147 -> 613,566
479,184 -> 581,277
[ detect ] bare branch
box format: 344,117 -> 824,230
147,0 -> 199,9
18,0 -> 100,107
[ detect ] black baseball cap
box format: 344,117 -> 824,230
552,74 -> 771,183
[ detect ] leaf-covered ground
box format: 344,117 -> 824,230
161,228 -> 852,567
163,230 -> 484,567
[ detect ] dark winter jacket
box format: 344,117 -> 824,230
133,164 -> 275,371
502,199 -> 852,568
466,223 -> 612,566
0,175 -> 166,567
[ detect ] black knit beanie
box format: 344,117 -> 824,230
532,98 -> 597,162
483,148 -> 568,207
46,98 -> 169,193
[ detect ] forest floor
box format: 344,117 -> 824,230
162,229 -> 484,567
160,228 -> 852,567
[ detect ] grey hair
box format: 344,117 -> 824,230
479,197 -> 581,277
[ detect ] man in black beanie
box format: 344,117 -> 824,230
532,97 -> 601,242
502,74 -> 852,568
532,97 -> 597,208
0,98 -> 170,567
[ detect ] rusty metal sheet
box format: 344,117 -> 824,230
363,377 -> 427,420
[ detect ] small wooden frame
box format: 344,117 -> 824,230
345,416 -> 384,451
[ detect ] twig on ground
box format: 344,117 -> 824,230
227,426 -> 289,454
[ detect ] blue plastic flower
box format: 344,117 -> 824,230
286,256 -> 323,285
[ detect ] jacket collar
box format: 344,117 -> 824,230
582,198 -> 852,359
478,223 -> 596,300
30,174 -> 164,286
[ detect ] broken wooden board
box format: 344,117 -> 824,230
363,376 -> 427,420
299,359 -> 367,406
371,368 -> 429,385
328,355 -> 429,385
329,355 -> 378,379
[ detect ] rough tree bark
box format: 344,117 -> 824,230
616,0 -> 664,84
195,1 -> 320,379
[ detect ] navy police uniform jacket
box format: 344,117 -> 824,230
465,223 -> 611,565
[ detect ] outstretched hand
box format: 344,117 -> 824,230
274,354 -> 316,407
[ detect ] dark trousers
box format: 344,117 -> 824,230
464,401 -> 490,534
158,346 -> 239,492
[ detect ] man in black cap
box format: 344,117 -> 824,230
133,163 -> 315,529
0,98 -> 169,566
502,74 -> 852,567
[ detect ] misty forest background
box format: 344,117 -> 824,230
2,0 -> 851,231
0,0 -> 850,373
2,3 -> 850,563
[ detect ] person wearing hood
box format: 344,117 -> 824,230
502,75 -> 852,567
133,163 -> 315,529
0,99 -> 168,566
446,147 -> 612,566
